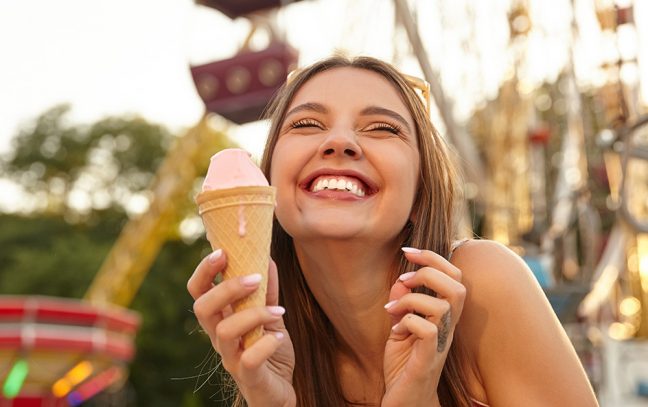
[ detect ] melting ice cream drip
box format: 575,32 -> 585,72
238,205 -> 247,237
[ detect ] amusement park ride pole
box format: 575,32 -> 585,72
83,116 -> 230,307
393,0 -> 486,207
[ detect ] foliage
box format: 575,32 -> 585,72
2,104 -> 173,218
0,106 -> 239,406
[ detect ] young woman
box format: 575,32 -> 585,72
187,56 -> 599,406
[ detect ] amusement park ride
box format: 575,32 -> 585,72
1,0 -> 647,405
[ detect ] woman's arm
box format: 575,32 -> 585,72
454,240 -> 598,407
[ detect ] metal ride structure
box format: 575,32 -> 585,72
577,1 -> 648,404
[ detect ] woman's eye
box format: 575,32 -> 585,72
364,122 -> 401,135
290,119 -> 323,129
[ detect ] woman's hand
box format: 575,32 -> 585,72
187,249 -> 296,407
382,248 -> 466,407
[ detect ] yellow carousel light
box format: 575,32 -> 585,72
52,379 -> 72,398
67,361 -> 93,385
51,361 -> 94,397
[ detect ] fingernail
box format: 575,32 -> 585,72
391,322 -> 407,335
401,247 -> 422,254
268,306 -> 286,316
399,271 -> 416,281
274,332 -> 284,340
384,300 -> 398,310
240,273 -> 262,287
208,249 -> 222,263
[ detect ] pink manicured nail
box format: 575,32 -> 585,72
268,306 -> 286,316
401,247 -> 422,254
274,332 -> 284,340
399,272 -> 416,281
240,273 -> 262,287
384,300 -> 398,310
208,249 -> 222,263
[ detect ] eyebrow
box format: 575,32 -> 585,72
360,106 -> 411,132
285,102 -> 329,119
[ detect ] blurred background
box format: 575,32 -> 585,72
0,0 -> 647,405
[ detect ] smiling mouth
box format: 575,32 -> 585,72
300,169 -> 377,200
310,176 -> 366,197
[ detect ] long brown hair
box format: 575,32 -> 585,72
234,55 -> 471,406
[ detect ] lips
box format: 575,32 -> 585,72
299,168 -> 377,198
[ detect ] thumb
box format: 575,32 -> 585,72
264,259 -> 287,332
266,258 -> 279,306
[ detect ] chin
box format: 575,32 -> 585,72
294,218 -> 365,241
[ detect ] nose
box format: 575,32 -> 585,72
318,129 -> 363,160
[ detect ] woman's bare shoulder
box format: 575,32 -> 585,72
449,239 -> 536,293
449,239 -> 542,349
449,239 -> 598,406
450,239 -> 547,336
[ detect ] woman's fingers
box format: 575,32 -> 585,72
386,248 -> 467,354
192,272 -> 264,335
216,306 -> 286,363
189,253 -> 292,398
384,293 -> 450,326
398,267 -> 466,309
401,247 -> 462,282
392,314 -> 437,340
386,290 -> 454,353
239,331 -> 285,371
390,311 -> 454,356
187,249 -> 226,300
390,313 -> 440,364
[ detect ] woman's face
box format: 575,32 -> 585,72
270,67 -> 420,245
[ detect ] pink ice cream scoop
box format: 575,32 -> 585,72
202,148 -> 269,191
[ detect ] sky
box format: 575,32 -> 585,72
0,0 -> 407,159
0,0 -> 646,211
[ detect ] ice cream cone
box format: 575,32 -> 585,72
196,186 -> 276,349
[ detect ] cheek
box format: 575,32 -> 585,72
269,139 -> 302,229
397,153 -> 420,216
393,150 -> 419,194
269,139 -> 292,187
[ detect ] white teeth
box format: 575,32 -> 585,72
310,177 -> 366,197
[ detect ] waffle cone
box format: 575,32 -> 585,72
196,186 -> 276,348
